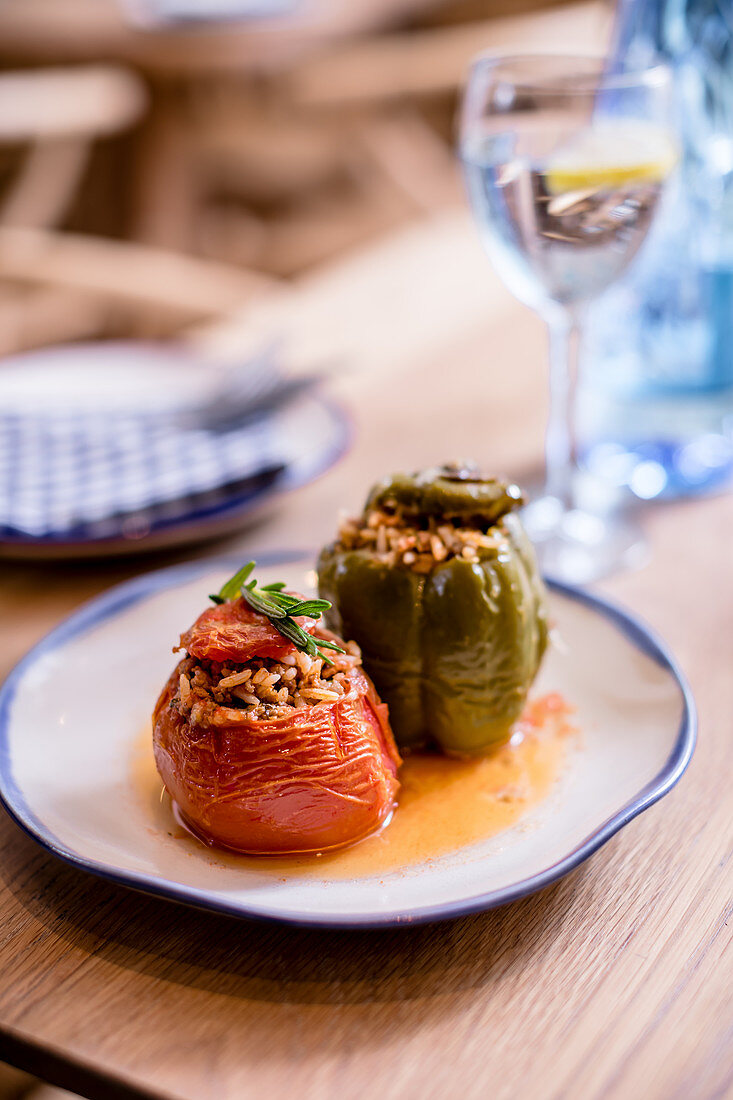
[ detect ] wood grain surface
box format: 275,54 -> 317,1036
0,216 -> 731,1100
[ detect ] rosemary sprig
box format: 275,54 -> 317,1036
209,562 -> 345,665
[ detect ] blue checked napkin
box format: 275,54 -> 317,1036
0,410 -> 288,540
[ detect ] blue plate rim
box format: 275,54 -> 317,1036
0,552 -> 697,929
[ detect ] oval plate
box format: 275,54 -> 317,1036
0,553 -> 695,928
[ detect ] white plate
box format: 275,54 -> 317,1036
0,554 -> 695,927
0,343 -> 349,557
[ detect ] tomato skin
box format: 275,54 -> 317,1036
179,596 -> 316,664
153,664 -> 400,854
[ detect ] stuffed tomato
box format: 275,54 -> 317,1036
153,573 -> 401,856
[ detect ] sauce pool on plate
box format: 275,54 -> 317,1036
131,693 -> 574,879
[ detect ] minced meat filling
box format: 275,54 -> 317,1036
175,641 -> 363,723
335,504 -> 507,573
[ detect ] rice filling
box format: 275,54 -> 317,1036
335,501 -> 509,573
174,640 -> 363,723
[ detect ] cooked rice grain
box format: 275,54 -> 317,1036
335,504 -> 503,573
175,640 -> 363,722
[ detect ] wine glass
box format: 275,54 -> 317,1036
459,55 -> 677,582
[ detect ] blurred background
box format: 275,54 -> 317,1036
0,0 -> 625,571
0,0 -> 612,354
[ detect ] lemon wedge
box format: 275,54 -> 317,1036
544,120 -> 678,194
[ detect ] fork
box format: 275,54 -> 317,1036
171,345 -> 324,433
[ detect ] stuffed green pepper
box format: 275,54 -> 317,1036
317,463 -> 548,756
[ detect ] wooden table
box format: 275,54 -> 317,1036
0,214 -> 730,1100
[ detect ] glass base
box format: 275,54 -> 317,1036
582,435 -> 733,502
521,495 -> 648,585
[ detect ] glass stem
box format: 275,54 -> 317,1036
545,312 -> 580,512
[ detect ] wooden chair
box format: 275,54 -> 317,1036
0,64 -> 146,229
0,62 -> 278,352
0,226 -> 280,354
0,63 -> 150,353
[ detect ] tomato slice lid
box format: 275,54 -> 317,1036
179,596 -> 317,664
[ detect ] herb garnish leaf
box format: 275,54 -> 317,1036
211,562 -> 345,664
217,562 -> 255,602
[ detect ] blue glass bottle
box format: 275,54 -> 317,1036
579,0 -> 733,499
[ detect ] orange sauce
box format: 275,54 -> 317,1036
132,694 -> 574,879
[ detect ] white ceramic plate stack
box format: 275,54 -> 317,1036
0,343 -> 349,558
